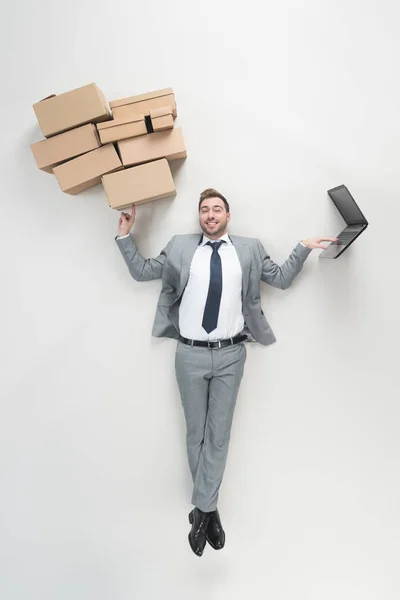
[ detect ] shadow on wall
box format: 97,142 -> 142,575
316,244 -> 367,334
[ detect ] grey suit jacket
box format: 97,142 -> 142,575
116,233 -> 312,346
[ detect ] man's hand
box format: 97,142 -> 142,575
301,236 -> 339,250
118,205 -> 136,237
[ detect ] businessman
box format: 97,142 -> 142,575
115,188 -> 337,557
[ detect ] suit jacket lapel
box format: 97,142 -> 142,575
229,235 -> 251,300
179,234 -> 202,295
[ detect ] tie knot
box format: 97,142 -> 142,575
207,240 -> 224,252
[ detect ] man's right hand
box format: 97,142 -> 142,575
117,205 -> 136,237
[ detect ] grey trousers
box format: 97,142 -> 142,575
175,340 -> 247,512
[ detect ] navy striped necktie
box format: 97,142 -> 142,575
202,240 -> 225,333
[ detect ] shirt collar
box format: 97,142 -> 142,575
200,232 -> 231,246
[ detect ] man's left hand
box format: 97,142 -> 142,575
301,236 -> 339,249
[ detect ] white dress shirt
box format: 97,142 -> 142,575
178,233 -> 244,341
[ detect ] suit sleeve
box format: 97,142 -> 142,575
257,240 -> 312,290
115,234 -> 175,282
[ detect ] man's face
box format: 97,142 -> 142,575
199,197 -> 230,239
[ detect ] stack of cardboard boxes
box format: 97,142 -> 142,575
30,83 -> 187,209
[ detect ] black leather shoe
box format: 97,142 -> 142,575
206,509 -> 225,550
188,508 -> 211,557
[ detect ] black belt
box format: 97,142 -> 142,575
179,334 -> 247,349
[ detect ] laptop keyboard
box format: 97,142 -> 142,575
334,233 -> 357,245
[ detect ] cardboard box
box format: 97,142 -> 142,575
150,105 -> 174,132
117,127 -> 187,167
110,88 -> 177,121
96,114 -> 147,144
53,144 -> 122,195
102,158 -> 176,210
33,83 -> 111,138
30,124 -> 101,173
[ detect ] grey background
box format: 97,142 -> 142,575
1,0 -> 399,598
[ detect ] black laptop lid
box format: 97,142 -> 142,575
328,185 -> 368,226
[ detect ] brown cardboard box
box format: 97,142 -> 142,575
53,144 -> 122,195
96,115 -> 147,144
118,127 -> 187,167
33,83 -> 111,138
110,88 -> 177,121
150,105 -> 174,132
30,124 -> 101,173
102,158 -> 176,210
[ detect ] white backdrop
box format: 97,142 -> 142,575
1,1 -> 399,598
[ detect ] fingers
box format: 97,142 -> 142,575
119,207 -> 134,223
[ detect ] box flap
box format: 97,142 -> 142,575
37,94 -> 57,103
97,114 -> 145,130
150,105 -> 173,119
109,88 -> 174,109
93,84 -> 112,117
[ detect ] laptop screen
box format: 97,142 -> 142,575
328,185 -> 367,225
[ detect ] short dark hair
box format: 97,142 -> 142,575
198,188 -> 230,212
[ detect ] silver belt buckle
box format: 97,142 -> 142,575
208,340 -> 221,349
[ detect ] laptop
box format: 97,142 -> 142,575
320,184 -> 368,259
